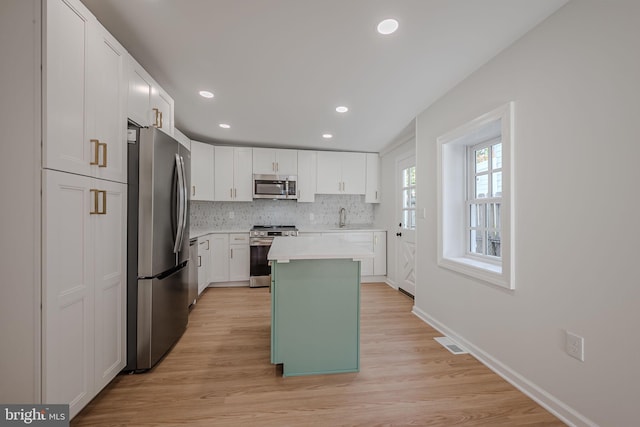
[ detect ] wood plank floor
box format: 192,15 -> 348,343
72,284 -> 564,426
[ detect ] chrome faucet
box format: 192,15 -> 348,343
339,207 -> 346,228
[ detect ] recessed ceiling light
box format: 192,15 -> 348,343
199,90 -> 214,98
377,18 -> 399,35
219,123 -> 230,129
336,106 -> 349,113
322,133 -> 333,139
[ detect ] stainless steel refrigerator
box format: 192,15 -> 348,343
126,125 -> 190,371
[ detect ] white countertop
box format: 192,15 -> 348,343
190,225 -> 386,239
268,236 -> 374,262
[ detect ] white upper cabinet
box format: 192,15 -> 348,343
89,23 -> 127,183
297,150 -> 317,203
365,153 -> 381,203
214,147 -> 253,201
190,141 -> 215,201
44,0 -> 127,184
127,56 -> 174,136
252,148 -> 298,175
316,151 -> 366,195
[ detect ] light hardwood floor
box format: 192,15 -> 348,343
72,284 -> 564,426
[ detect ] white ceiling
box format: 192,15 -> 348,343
81,0 -> 567,153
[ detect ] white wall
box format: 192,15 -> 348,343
0,0 -> 41,403
376,138 -> 416,288
414,1 -> 640,425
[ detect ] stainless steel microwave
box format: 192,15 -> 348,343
252,174 -> 298,200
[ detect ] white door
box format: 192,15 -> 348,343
397,156 -> 416,296
340,152 -> 366,194
214,146 -> 234,201
210,234 -> 230,283
252,147 -> 277,174
275,149 -> 298,175
93,180 -> 126,390
190,141 -> 215,201
44,0 -> 92,177
233,147 -> 253,201
316,151 -> 342,194
43,169 -> 94,417
89,26 -> 127,183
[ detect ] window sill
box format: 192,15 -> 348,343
438,256 -> 513,290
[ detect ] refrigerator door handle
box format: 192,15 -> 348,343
179,155 -> 188,248
173,154 -> 186,254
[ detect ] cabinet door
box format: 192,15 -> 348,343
373,231 -> 387,275
365,153 -> 381,203
275,149 -> 298,175
297,150 -> 317,203
234,147 -> 254,201
210,234 -> 230,282
151,85 -> 174,136
229,244 -> 250,281
342,232 -> 374,276
191,141 -> 215,201
252,147 -> 276,174
43,169 -> 94,418
44,0 -> 92,177
214,147 -> 234,201
197,237 -> 211,295
89,25 -> 127,183
127,60 -> 152,127
341,152 -> 366,195
94,180 -> 126,390
316,151 -> 342,194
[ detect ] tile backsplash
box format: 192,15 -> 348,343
190,195 -> 375,230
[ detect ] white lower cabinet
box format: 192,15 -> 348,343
210,233 -> 250,283
43,169 -> 126,418
210,234 -> 230,282
197,236 -> 212,295
229,234 -> 250,281
321,231 -> 386,278
373,231 -> 387,276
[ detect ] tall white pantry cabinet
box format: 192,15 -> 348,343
0,0 -> 126,418
43,0 -> 127,418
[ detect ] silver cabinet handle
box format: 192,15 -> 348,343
197,255 -> 202,267
230,248 -> 233,259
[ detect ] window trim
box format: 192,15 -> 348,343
436,103 -> 514,290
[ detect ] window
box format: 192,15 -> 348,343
437,103 -> 514,289
467,140 -> 502,260
401,165 -> 416,230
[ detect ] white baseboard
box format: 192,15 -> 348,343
411,306 -> 598,427
385,278 -> 398,289
207,281 -> 250,288
361,275 -> 388,283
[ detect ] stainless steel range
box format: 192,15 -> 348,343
249,225 -> 298,287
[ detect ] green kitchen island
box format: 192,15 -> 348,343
268,236 -> 374,377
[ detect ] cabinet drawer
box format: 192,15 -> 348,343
229,233 -> 249,244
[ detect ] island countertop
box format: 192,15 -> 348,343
268,236 -> 374,263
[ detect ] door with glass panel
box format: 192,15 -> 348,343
397,156 -> 416,296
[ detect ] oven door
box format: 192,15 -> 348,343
250,239 -> 272,287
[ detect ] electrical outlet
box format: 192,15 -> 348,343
565,331 -> 584,361
228,211 -> 234,219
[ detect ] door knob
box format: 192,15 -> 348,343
396,232 -> 402,237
